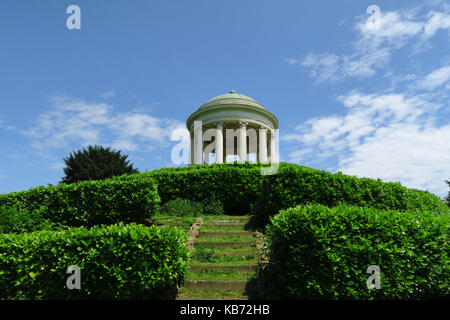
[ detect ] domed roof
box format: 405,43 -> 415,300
207,90 -> 257,103
187,89 -> 278,130
199,90 -> 266,110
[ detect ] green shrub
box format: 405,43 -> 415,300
151,216 -> 197,233
117,162 -> 268,214
2,161 -> 445,228
201,198 -> 225,216
0,223 -> 189,299
0,206 -> 63,234
160,198 -> 203,217
0,176 -> 160,227
252,163 -> 448,225
256,204 -> 449,299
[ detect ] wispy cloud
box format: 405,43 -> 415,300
414,65 -> 450,90
423,11 -> 450,39
282,90 -> 449,197
21,95 -> 184,154
301,53 -> 341,82
293,6 -> 450,83
282,3 -> 450,197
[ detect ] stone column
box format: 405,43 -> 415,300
258,126 -> 268,163
238,121 -> 247,163
190,130 -> 194,164
215,121 -> 224,164
270,129 -> 277,163
194,120 -> 203,164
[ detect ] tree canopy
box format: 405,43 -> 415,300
61,145 -> 139,184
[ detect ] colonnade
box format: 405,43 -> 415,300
189,121 -> 277,164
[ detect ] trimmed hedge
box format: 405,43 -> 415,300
0,176 -> 160,227
257,204 -> 449,299
117,162 -> 269,214
0,223 -> 189,299
252,163 -> 448,225
0,162 -> 446,227
116,162 -> 447,220
0,205 -> 63,234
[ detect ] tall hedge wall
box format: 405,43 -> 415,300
117,163 -> 269,214
0,162 -> 446,225
0,223 -> 189,299
254,203 -> 449,299
127,163 -> 446,220
0,176 -> 160,227
252,163 -> 448,225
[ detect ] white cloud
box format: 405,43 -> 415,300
22,95 -> 184,153
285,148 -> 313,163
355,10 -> 423,47
22,96 -> 111,149
284,4 -> 450,197
282,91 -> 450,197
110,139 -> 140,152
301,53 -> 341,83
423,11 -> 450,39
297,7 -> 450,83
299,45 -> 391,83
339,123 -> 450,194
415,65 -> 450,90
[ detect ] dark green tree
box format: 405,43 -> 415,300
61,145 -> 139,183
445,179 -> 450,206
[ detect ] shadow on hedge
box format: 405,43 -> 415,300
245,264 -> 282,300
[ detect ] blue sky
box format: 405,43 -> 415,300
0,0 -> 449,198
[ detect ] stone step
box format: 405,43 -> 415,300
202,224 -> 248,229
207,218 -> 250,223
184,280 -> 247,291
198,231 -> 253,237
215,251 -> 257,256
189,265 -> 256,272
195,241 -> 255,248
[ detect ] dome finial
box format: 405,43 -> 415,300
229,89 -> 236,94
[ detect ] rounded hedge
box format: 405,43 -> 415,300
117,162 -> 269,215
0,223 -> 189,299
254,204 -> 449,299
0,162 -> 446,228
0,176 -> 160,227
252,163 -> 448,225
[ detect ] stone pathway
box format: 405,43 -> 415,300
176,215 -> 258,300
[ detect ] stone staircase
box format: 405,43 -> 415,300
176,216 -> 258,300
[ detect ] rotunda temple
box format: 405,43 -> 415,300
186,90 -> 279,164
